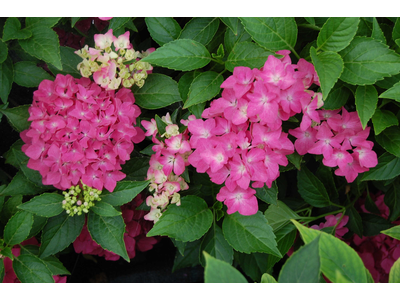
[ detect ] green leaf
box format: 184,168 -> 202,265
355,85 -> 378,129
19,26 -> 62,70
172,239 -> 201,273
13,61 -> 54,87
203,252 -> 247,283
178,70 -> 201,101
266,223 -> 297,269
381,225 -> 400,240
132,73 -> 181,109
42,256 -> 70,276
4,210 -> 34,246
372,108 -> 398,135
71,17 -> 80,28
200,223 -> 233,266
18,193 -> 64,217
0,39 -> 8,64
315,164 -> 339,201
316,17 -> 359,52
47,46 -> 82,78
145,17 -> 181,46
183,71 -> 223,109
140,39 -> 211,71
360,213 -> 392,236
87,211 -> 129,262
379,81 -> 400,102
171,238 -> 187,257
2,17 -> 32,41
0,260 -> 4,283
345,206 -> 363,238
91,201 -> 122,217
339,37 -> 400,85
297,166 -> 331,207
0,56 -> 14,104
393,18 -> 400,42
376,126 -> 400,157
13,254 -> 54,283
385,181 -> 400,222
224,21 -> 252,55
239,17 -> 297,53
362,152 -> 400,181
261,273 -> 277,283
0,170 -> 48,196
39,213 -> 84,258
25,17 -> 61,29
101,180 -> 150,206
264,200 -> 300,231
371,17 -> 386,43
278,235 -> 321,283
220,17 -> 239,35
108,17 -> 130,31
292,220 -> 368,283
121,157 -> 150,181
0,104 -> 30,132
389,257 -> 400,283
237,252 -> 269,282
0,195 -> 22,221
222,211 -> 281,257
255,181 -> 278,205
27,215 -> 48,239
179,17 -> 220,46
310,47 -> 344,100
226,41 -> 274,72
322,81 -> 351,110
147,195 -> 213,242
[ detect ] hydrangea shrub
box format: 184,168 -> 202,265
1,17 -> 400,284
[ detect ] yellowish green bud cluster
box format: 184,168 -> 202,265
62,182 -> 102,216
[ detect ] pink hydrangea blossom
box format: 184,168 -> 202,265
21,74 -> 144,192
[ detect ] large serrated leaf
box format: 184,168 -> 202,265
255,181 -> 278,205
239,17 -> 297,53
145,17 -> 181,46
379,81 -> 400,102
101,180 -> 149,206
224,21 -> 252,55
199,223 -> 233,266
0,170 -> 49,196
362,152 -> 400,181
220,17 -> 240,35
375,126 -> 400,157
13,254 -> 54,283
292,220 -> 368,283
278,235 -> 321,283
18,193 -> 64,217
389,257 -> 400,283
147,195 -> 213,242
39,213 -> 84,258
339,37 -> 400,85
179,18 -> 220,46
87,211 -> 129,262
317,17 -> 360,52
355,85 -> 378,129
0,56 -> 14,104
297,166 -> 331,207
381,225 -> 400,240
310,47 -> 343,100
226,41 -> 274,72
25,17 -> 61,29
47,46 -> 82,78
0,40 -> 8,64
2,17 -> 32,41
4,210 -> 34,246
132,73 -> 181,109
19,26 -> 62,70
183,71 -> 223,109
0,104 -> 31,132
322,81 -> 351,110
372,108 -> 398,135
91,201 -> 122,217
203,252 -> 247,283
264,200 -> 300,231
140,39 -> 211,71
14,61 -> 54,87
222,211 -> 281,257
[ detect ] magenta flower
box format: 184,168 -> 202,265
216,186 -> 258,215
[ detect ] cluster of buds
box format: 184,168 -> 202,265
141,114 -> 191,223
75,29 -> 154,90
62,182 -> 102,216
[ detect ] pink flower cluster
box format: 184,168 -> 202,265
350,193 -> 400,283
141,114 -> 191,222
186,51 -> 320,215
21,74 -> 145,192
289,107 -> 378,183
310,213 -> 349,238
2,237 -> 66,283
73,193 -> 159,260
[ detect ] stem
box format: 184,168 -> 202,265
300,208 -> 345,225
